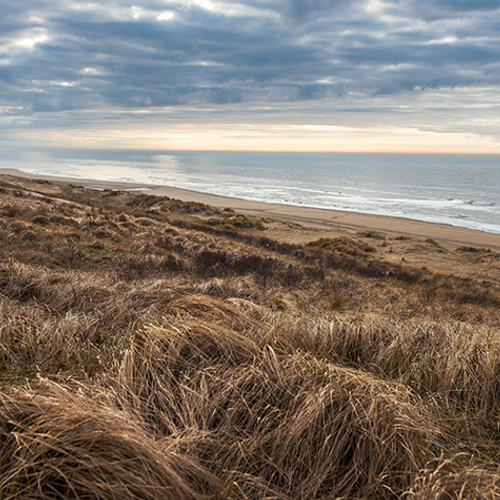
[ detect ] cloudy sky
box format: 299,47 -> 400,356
1,0 -> 500,152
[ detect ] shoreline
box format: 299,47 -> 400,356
2,167 -> 500,251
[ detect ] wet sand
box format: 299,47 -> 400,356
2,168 -> 500,251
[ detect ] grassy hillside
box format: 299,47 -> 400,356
1,174 -> 500,498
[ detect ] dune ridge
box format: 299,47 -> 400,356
2,167 -> 500,251
1,173 -> 500,498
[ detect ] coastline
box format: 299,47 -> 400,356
2,167 -> 500,252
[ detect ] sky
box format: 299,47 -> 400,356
1,0 -> 500,153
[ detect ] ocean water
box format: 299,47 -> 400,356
1,148 -> 499,234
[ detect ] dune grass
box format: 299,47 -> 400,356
1,175 -> 500,498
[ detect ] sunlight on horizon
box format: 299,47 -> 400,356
7,125 -> 500,154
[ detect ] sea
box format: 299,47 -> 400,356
1,148 -> 499,234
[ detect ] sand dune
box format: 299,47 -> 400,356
2,167 -> 500,251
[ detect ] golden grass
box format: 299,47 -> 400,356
116,310 -> 442,498
0,381 -> 220,499
269,315 -> 500,415
2,175 -> 500,498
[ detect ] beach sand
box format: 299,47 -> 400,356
2,167 -> 500,252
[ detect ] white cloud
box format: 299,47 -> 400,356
15,35 -> 48,48
194,0 -> 216,11
1,0 -> 500,151
157,11 -> 175,20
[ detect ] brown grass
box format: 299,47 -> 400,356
268,314 -> 500,415
0,381 -> 220,499
2,175 -> 500,498
308,236 -> 376,255
116,310 -> 442,498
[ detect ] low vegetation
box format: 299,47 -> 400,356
1,174 -> 500,498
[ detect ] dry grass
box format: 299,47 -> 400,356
409,456 -> 500,499
116,311 -> 442,498
307,236 -> 376,255
2,175 -> 500,498
269,314 -> 500,415
0,381 -> 220,499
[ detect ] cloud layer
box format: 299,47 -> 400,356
1,0 -> 500,150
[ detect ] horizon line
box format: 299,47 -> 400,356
3,145 -> 500,155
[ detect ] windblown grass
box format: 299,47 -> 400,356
270,314 -> 500,415
116,312 -> 442,498
1,175 -> 500,498
0,381 -> 220,499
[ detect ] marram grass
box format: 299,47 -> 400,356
1,175 -> 500,498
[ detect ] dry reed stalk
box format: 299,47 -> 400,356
0,296 -> 103,373
116,317 -> 260,433
206,349 -> 442,498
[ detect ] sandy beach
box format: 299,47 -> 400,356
2,167 -> 500,251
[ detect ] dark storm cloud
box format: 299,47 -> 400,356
0,0 -> 499,118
